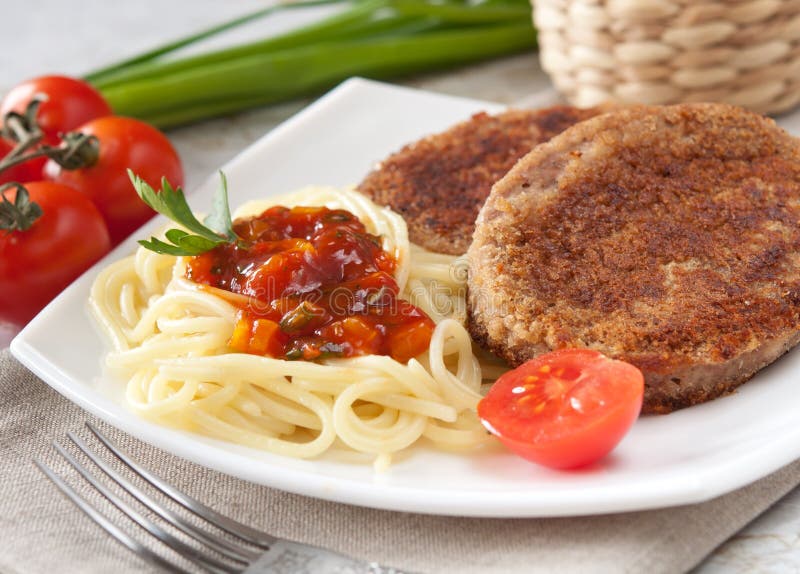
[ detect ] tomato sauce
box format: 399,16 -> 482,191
186,205 -> 435,362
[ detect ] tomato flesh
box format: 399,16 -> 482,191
187,205 -> 434,362
478,349 -> 644,469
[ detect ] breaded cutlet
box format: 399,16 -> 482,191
468,103 -> 800,413
357,106 -> 605,255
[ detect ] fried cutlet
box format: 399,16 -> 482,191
467,103 -> 800,413
357,106 -> 605,255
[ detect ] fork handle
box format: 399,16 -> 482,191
244,540 -> 410,574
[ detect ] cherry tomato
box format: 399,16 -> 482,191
478,349 -> 644,469
0,76 -> 111,142
0,182 -> 111,326
45,116 -> 183,245
0,138 -> 44,184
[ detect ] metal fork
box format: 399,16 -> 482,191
34,422 -> 405,574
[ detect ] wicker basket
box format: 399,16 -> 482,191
534,0 -> 800,114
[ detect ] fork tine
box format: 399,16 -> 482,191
67,430 -> 258,565
86,422 -> 276,548
33,458 -> 190,574
50,441 -> 239,574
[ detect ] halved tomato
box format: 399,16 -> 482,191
478,349 -> 644,469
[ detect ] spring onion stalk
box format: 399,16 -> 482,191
92,0 -> 424,89
86,0 -> 537,127
84,0 -> 350,85
389,0 -> 531,22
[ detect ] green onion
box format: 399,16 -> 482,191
85,0 -> 349,85
86,0 -> 537,128
92,0 -> 424,90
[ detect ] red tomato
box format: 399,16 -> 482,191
0,138 -> 44,184
478,349 -> 644,469
0,182 -> 111,326
45,116 -> 183,245
0,76 -> 111,142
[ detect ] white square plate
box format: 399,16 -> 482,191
11,78 -> 800,517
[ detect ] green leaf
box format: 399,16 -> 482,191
134,173 -> 223,243
129,170 -> 242,256
164,227 -> 220,252
138,237 -> 199,256
177,234 -> 221,253
204,171 -> 236,240
164,228 -> 191,244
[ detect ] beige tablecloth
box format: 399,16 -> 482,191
1,349 -> 799,574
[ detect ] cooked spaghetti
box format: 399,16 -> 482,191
90,186 -> 498,467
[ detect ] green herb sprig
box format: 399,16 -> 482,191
130,170 -> 242,256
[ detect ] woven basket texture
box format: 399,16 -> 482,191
534,0 -> 800,114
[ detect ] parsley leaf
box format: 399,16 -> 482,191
204,171 -> 236,241
130,170 -> 242,256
